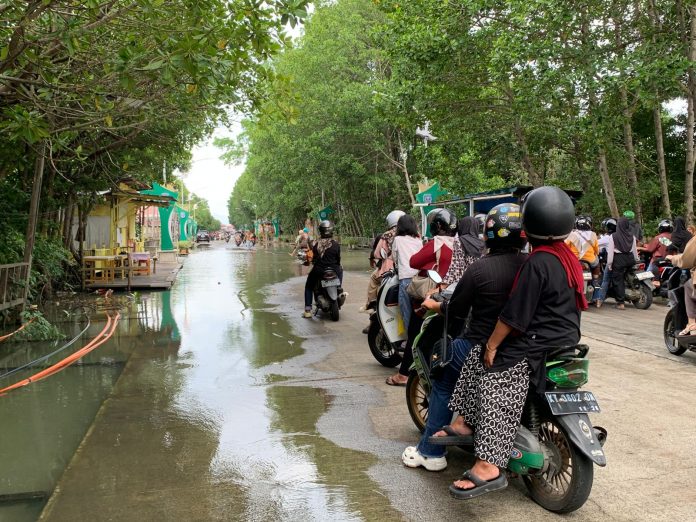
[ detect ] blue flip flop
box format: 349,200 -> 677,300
428,425 -> 474,446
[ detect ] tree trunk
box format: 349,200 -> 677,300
653,103 -> 672,217
598,149 -> 619,217
513,116 -> 541,186
396,131 -> 416,206
619,86 -> 642,223
686,5 -> 696,224
22,142 -> 46,306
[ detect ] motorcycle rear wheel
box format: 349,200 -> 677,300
523,417 -> 593,513
367,319 -> 402,367
329,300 -> 340,322
663,309 -> 687,355
406,371 -> 427,433
632,283 -> 653,310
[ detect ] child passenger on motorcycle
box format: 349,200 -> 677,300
401,203 -> 527,472
302,221 -> 343,318
445,187 -> 585,500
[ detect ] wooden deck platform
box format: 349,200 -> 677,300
85,262 -> 183,290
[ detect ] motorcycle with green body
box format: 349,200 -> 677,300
405,271 -> 607,513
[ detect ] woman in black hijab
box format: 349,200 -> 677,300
607,217 -> 639,309
671,217 -> 692,253
458,216 -> 486,257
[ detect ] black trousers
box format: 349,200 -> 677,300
610,253 -> 635,304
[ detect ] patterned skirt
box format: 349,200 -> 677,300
448,344 -> 530,468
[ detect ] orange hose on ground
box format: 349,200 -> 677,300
0,317 -> 37,343
0,311 -> 120,395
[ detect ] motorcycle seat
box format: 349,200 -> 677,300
322,270 -> 338,280
547,344 -> 589,360
385,285 -> 400,306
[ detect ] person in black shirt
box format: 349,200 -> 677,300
401,204 -> 527,472
446,186 -> 586,500
303,221 -> 343,318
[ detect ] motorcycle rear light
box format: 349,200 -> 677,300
637,263 -> 645,270
547,359 -> 589,388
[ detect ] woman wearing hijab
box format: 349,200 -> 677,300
444,187 -> 585,499
671,217 -> 693,254
605,217 -> 639,309
442,216 -> 486,285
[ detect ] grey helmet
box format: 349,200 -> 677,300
386,210 -> 406,229
318,220 -> 334,238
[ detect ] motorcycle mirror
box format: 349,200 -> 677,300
427,270 -> 443,285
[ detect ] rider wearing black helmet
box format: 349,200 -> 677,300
402,204 -> 528,472
638,219 -> 673,279
303,220 -> 343,318
446,186 -> 585,500
565,215 -> 600,292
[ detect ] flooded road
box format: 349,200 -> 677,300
0,243 -> 398,521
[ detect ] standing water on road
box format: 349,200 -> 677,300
0,244 -> 394,521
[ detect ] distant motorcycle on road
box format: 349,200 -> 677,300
311,267 -> 344,321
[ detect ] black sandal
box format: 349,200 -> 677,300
449,469 -> 508,500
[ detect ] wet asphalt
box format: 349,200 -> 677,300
1,241 -> 695,521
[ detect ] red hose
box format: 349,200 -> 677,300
0,311 -> 120,395
0,317 -> 37,343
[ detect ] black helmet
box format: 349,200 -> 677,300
658,219 -> 673,233
601,217 -> 617,234
484,203 -> 527,250
474,213 -> 487,235
426,209 -> 458,236
575,215 -> 592,231
318,220 -> 334,238
521,186 -> 575,241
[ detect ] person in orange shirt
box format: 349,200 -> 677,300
565,216 -> 600,288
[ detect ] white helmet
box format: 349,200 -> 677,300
386,210 -> 406,229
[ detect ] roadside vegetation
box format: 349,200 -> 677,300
223,0 -> 696,236
0,1 -> 308,302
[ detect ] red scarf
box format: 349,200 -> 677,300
514,242 -> 588,311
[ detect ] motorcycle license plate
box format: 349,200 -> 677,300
582,272 -> 592,281
545,390 -> 601,415
636,271 -> 653,281
320,279 -> 340,288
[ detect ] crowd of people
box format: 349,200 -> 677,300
296,188 -> 696,499
296,187 -> 580,498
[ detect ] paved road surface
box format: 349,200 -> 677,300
269,270 -> 696,521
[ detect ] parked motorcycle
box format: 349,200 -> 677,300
599,255 -> 654,309
663,267 -> 694,356
367,269 -> 406,367
407,271 -> 608,514
311,268 -> 344,321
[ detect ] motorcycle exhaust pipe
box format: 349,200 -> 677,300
593,426 -> 607,447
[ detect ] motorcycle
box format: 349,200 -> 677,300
663,267 -> 694,356
407,271 -> 607,514
652,258 -> 677,299
311,267 -> 344,321
367,269 -> 406,367
599,254 -> 654,309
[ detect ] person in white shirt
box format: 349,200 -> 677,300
392,214 -> 422,331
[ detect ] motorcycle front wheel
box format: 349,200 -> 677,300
406,371 -> 427,433
663,309 -> 687,355
523,417 -> 594,513
367,319 -> 402,367
632,282 -> 653,310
